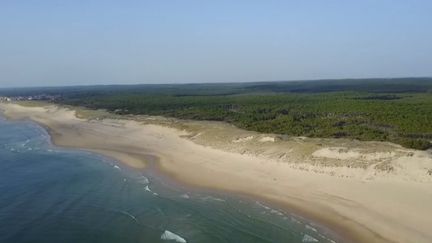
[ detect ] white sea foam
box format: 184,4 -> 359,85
113,165 -> 121,170
302,234 -> 319,242
22,139 -> 30,147
180,194 -> 190,199
290,216 -> 302,224
256,201 -> 286,216
270,209 -> 284,216
137,176 -> 149,184
144,185 -> 158,196
202,196 -> 225,202
119,210 -> 139,224
255,201 -> 271,210
318,232 -> 337,243
305,225 -> 318,232
160,230 -> 187,243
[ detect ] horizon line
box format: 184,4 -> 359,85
1,76 -> 432,90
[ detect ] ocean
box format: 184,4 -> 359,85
0,116 -> 339,243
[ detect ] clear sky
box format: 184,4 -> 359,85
0,0 -> 431,87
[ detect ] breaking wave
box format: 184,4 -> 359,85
160,230 -> 187,243
302,234 -> 319,242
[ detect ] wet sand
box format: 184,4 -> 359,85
1,102 -> 432,243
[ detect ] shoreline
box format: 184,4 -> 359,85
148,161 -> 354,243
138,154 -> 344,242
1,114 -> 345,242
1,102 -> 432,243
151,159 -> 380,243
27,118 -> 350,243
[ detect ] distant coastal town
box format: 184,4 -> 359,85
0,97 -> 11,102
0,94 -> 59,102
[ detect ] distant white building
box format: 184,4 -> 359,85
0,97 -> 12,102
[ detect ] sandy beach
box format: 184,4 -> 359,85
1,102 -> 432,243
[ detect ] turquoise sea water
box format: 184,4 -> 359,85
0,116 -> 340,243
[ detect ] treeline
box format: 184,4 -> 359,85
4,78 -> 432,150
60,92 -> 432,150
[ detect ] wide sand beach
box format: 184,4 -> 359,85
1,102 -> 432,243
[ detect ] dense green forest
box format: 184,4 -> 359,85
2,78 -> 432,150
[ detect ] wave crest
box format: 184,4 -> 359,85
161,230 -> 187,243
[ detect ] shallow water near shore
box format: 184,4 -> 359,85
0,116 -> 339,243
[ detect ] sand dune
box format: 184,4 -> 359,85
1,102 -> 432,243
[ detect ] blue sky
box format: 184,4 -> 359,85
0,0 -> 431,87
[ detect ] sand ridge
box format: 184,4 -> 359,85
1,102 -> 432,243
